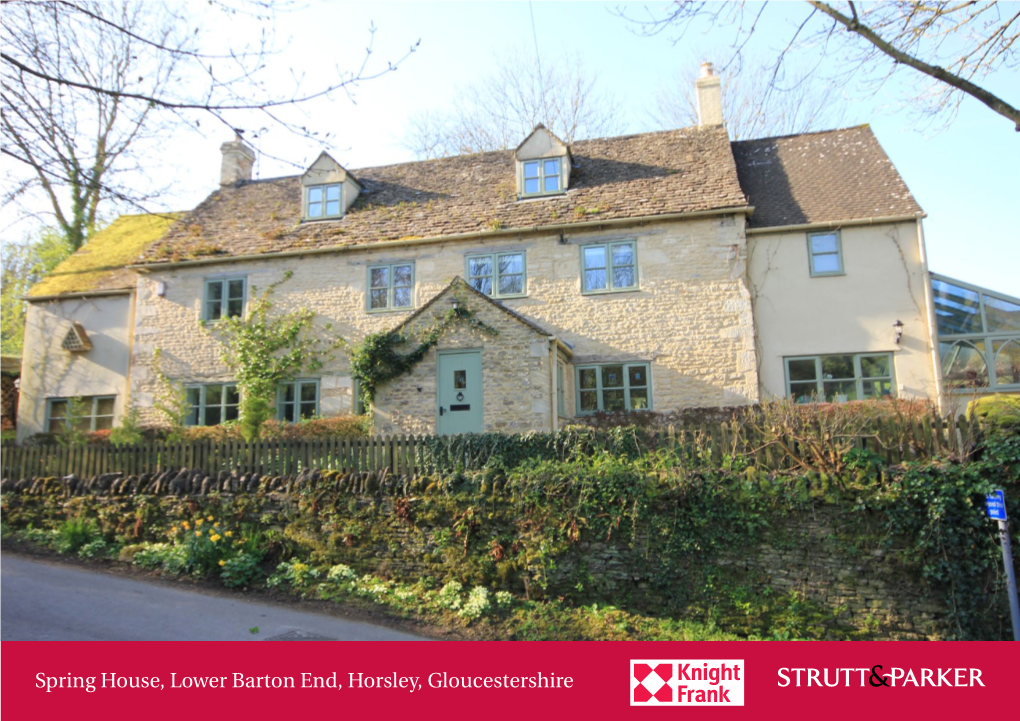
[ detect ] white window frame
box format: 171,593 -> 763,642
784,353 -> 896,402
203,276 -> 247,322
276,379 -> 320,422
366,262 -> 415,312
519,157 -> 564,198
304,183 -> 343,220
45,396 -> 116,433
580,240 -> 638,294
185,383 -> 240,426
575,362 -> 652,415
465,251 -> 527,298
807,230 -> 844,277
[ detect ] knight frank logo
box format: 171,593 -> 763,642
630,659 -> 745,706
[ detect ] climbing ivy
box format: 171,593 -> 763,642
210,271 -> 341,440
349,300 -> 498,409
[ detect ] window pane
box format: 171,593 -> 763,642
613,267 -> 635,288
308,187 -> 323,202
206,282 -> 223,302
524,178 -> 539,194
49,400 -> 68,419
994,340 -> 1020,385
628,365 -> 647,388
821,355 -> 854,379
583,246 -> 606,269
48,419 -> 66,433
789,381 -> 818,403
629,388 -> 649,409
326,185 -> 341,200
225,405 -> 239,423
498,253 -> 522,275
499,274 -> 523,295
299,402 -> 316,419
580,390 -> 598,412
94,416 -> 114,431
611,244 -> 634,267
393,265 -> 413,286
206,385 -> 222,405
940,340 -> 988,388
584,269 -> 606,291
325,200 -> 341,216
862,379 -> 894,399
860,355 -> 891,379
227,299 -> 244,318
810,234 -> 838,254
579,368 -> 597,390
543,159 -> 559,176
985,294 -> 1020,333
73,417 -> 91,432
370,267 -> 389,289
524,161 -> 539,178
453,370 -> 466,389
307,203 -> 322,218
812,254 -> 841,274
228,280 -> 245,299
823,380 -> 857,402
370,289 -> 389,309
544,176 -> 560,192
602,365 -> 624,388
787,359 -> 817,382
96,397 -> 115,416
205,406 -> 222,426
300,383 -> 317,402
470,277 -> 493,295
603,389 -> 625,411
932,279 -> 982,334
393,287 -> 412,307
469,257 -> 492,277
281,403 -> 295,423
282,384 -> 295,403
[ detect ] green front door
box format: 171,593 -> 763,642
437,350 -> 483,435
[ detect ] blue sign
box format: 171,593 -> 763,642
986,490 -> 1007,521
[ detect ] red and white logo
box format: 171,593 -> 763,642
630,659 -> 745,706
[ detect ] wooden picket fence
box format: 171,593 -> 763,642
0,414 -> 977,482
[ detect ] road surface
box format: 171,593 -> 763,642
1,554 -> 425,641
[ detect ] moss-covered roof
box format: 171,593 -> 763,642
29,213 -> 178,298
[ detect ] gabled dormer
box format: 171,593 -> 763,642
301,152 -> 362,220
514,124 -> 571,199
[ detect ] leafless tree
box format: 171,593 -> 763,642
1,0 -> 419,248
622,1 -> 1020,131
650,59 -> 852,139
403,49 -> 627,159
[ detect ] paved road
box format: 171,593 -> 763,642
1,554 -> 425,641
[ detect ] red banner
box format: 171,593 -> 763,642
2,641 -> 1013,719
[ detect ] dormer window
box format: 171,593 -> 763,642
307,183 -> 342,219
514,124 -> 571,200
300,151 -> 361,221
523,158 -> 562,196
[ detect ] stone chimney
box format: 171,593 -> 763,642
220,131 -> 256,186
695,62 -> 724,127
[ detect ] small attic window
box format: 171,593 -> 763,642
306,183 -> 342,220
523,158 -> 562,196
514,125 -> 570,200
62,323 -> 92,353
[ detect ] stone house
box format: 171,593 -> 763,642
15,66 -> 1019,441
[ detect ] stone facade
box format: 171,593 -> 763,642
127,214 -> 759,432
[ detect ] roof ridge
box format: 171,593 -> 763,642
732,124 -> 872,145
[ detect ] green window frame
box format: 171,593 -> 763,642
466,251 -> 526,298
581,240 -> 637,294
557,361 -> 567,416
784,353 -> 895,403
276,379 -> 320,422
931,274 -> 1020,391
46,396 -> 116,433
520,157 -> 563,197
575,362 -> 651,414
367,262 -> 414,312
305,183 -> 343,220
203,277 -> 246,321
185,383 -> 240,426
807,231 -> 844,277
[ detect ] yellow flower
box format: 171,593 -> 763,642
207,515 -> 214,522
224,531 -> 233,538
169,526 -> 177,534
196,518 -> 204,526
182,521 -> 190,530
210,534 -> 221,543
218,559 -> 226,567
195,531 -> 202,537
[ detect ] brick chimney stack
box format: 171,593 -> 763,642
695,62 -> 724,127
220,131 -> 256,186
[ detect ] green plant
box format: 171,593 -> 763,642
109,405 -> 145,446
220,552 -> 264,588
55,517 -> 98,554
267,559 -> 321,589
171,516 -> 236,577
78,538 -> 112,559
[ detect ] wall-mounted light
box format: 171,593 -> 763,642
893,319 -> 904,345
155,281 -> 167,297
450,297 -> 460,311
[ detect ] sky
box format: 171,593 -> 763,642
3,1 -> 1018,296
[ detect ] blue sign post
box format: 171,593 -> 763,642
986,490 -> 1019,642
